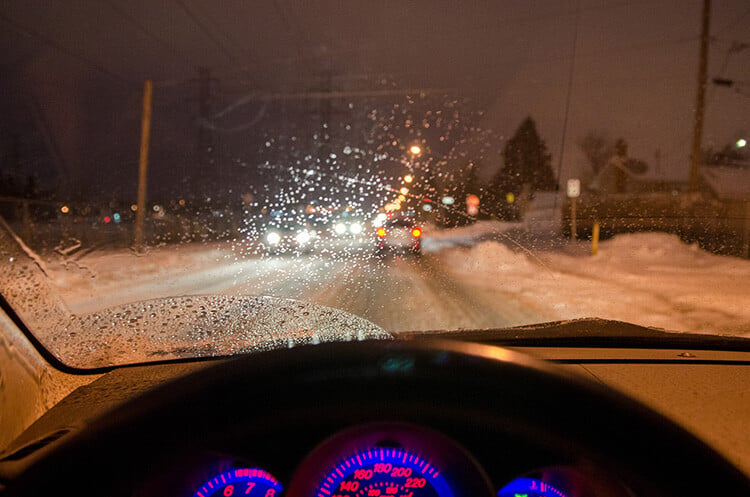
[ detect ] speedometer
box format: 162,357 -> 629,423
288,423 -> 493,497
315,447 -> 454,497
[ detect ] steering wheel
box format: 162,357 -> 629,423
6,340 -> 749,496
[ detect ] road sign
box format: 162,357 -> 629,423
567,178 -> 581,198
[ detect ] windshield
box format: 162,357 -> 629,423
1,1 -> 749,368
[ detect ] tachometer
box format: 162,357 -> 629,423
315,447 -> 453,497
193,468 -> 282,497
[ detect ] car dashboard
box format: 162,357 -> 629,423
0,332 -> 748,497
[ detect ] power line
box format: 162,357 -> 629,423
554,0 -> 580,212
101,0 -> 193,66
272,0 -> 316,76
713,3 -> 750,35
173,0 -> 256,85
0,12 -> 131,86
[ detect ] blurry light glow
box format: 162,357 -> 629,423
422,204 -> 432,212
398,195 -> 406,202
266,232 -> 281,245
350,222 -> 363,234
400,187 -> 409,195
334,223 -> 347,235
737,138 -> 747,148
404,174 -> 414,183
409,145 -> 422,155
373,213 -> 387,227
376,228 -> 387,237
113,213 -> 121,223
103,216 -> 111,223
296,231 -> 311,244
441,196 -> 455,205
60,205 -> 70,214
130,204 -> 138,212
506,192 -> 515,204
411,228 -> 422,238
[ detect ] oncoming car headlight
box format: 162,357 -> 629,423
266,232 -> 281,245
296,230 -> 312,244
349,222 -> 363,235
334,223 -> 346,235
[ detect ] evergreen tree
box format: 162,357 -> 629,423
496,117 -> 556,192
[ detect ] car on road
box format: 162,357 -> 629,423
261,222 -> 318,256
321,214 -> 371,254
374,216 -> 423,256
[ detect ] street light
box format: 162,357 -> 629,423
403,174 -> 414,184
409,144 -> 422,155
737,138 -> 747,148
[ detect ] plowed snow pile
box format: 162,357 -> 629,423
442,232 -> 750,336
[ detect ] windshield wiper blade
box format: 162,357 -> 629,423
400,318 -> 750,352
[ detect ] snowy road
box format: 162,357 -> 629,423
52,248 -> 547,333
47,223 -> 750,337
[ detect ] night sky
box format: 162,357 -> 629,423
0,1 -> 748,201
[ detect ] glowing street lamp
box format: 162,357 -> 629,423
737,138 -> 747,148
409,144 -> 422,155
403,174 -> 414,184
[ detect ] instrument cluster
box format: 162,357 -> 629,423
137,423 -> 627,497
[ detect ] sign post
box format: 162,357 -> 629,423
566,179 -> 580,240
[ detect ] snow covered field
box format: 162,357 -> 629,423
440,230 -> 750,336
46,223 -> 750,337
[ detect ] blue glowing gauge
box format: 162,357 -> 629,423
193,468 -> 283,497
315,447 -> 454,497
497,477 -> 567,497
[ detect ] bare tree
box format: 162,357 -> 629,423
577,132 -> 615,175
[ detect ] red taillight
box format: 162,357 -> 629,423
376,228 -> 387,237
411,227 -> 422,238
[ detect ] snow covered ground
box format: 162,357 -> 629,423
45,220 -> 750,337
440,229 -> 750,336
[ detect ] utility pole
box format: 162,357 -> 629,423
134,79 -> 152,253
689,0 -> 711,191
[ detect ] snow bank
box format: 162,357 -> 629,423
422,220 -> 520,251
46,242 -> 237,313
442,232 -> 750,336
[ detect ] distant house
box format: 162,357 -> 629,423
589,157 -> 684,195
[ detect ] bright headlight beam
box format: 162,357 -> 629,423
296,231 -> 311,244
266,232 -> 281,245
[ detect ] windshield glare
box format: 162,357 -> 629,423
1,1 -> 749,367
